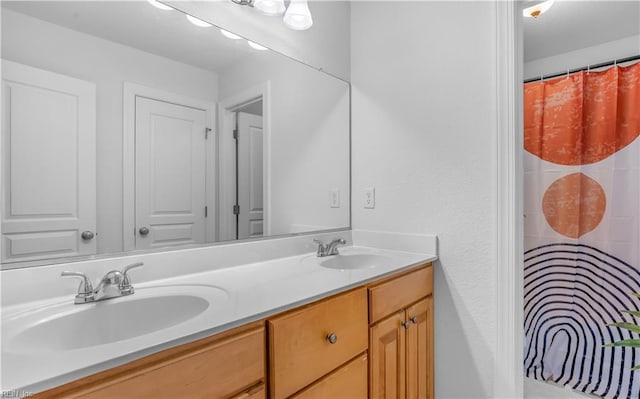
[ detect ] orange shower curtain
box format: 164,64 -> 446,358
523,63 -> 640,398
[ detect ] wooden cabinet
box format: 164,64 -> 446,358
34,263 -> 433,399
268,288 -> 368,399
370,311 -> 406,398
34,322 -> 266,399
368,267 -> 434,399
291,353 -> 368,399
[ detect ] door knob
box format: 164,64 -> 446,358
81,231 -> 95,240
139,227 -> 149,236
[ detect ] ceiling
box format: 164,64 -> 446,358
1,1 -> 261,73
523,0 -> 640,61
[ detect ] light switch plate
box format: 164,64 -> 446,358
330,189 -> 340,208
364,187 -> 375,209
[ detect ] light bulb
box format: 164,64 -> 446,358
147,0 -> 173,11
247,41 -> 268,51
283,0 -> 313,30
254,0 -> 286,16
523,0 -> 555,18
186,14 -> 212,28
220,29 -> 242,40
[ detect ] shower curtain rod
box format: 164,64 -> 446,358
523,54 -> 640,84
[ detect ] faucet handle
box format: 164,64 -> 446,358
61,271 -> 95,303
120,262 -> 143,294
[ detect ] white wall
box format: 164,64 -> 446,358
165,0 -> 351,81
1,9 -> 219,255
524,35 -> 640,80
218,52 -> 350,236
351,1 -> 498,397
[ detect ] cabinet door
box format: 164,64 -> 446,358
369,310 -> 406,399
406,297 -> 433,399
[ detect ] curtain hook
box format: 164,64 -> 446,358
587,65 -> 590,74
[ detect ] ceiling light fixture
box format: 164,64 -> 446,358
186,14 -> 212,28
231,0 -> 313,31
283,0 -> 313,30
147,0 -> 173,11
253,0 -> 286,16
523,0 -> 555,18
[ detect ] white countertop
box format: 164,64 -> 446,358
1,245 -> 436,394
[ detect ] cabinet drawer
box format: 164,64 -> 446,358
369,265 -> 432,324
291,353 -> 368,399
268,288 -> 368,399
70,326 -> 265,399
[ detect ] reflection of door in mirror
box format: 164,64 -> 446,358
134,97 -> 208,250
237,110 -> 264,240
1,61 -> 96,263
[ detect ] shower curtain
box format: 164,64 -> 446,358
523,62 -> 640,398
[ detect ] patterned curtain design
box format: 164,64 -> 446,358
523,63 -> 640,398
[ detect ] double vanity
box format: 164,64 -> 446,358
1,232 -> 437,398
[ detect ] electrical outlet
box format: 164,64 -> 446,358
330,189 -> 340,208
364,187 -> 375,209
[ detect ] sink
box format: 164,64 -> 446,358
319,252 -> 392,270
3,284 -> 226,354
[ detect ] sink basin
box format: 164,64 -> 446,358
320,253 -> 392,270
3,284 -> 226,354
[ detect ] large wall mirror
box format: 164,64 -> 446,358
1,1 -> 350,268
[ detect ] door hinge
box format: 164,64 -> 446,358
205,206 -> 208,217
233,205 -> 240,215
233,129 -> 238,140
205,128 -> 212,139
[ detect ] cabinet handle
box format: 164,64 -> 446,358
410,316 -> 418,324
402,321 -> 410,329
326,333 -> 338,344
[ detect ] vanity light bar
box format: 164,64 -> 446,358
231,0 -> 313,30
145,1 -> 270,51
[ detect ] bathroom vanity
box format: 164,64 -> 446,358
31,262 -> 433,399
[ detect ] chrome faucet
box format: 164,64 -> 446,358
61,262 -> 143,304
313,238 -> 347,257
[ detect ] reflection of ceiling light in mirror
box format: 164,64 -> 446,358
147,0 -> 173,11
254,0 -> 286,16
186,14 -> 212,27
523,0 -> 555,18
220,29 -> 242,40
283,0 -> 313,30
247,41 -> 268,51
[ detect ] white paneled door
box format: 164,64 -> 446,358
237,112 -> 264,239
1,61 -> 97,263
134,97 -> 207,250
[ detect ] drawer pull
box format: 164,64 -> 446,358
410,316 -> 418,324
326,333 -> 338,344
402,321 -> 410,329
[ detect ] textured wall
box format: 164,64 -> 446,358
351,2 -> 498,397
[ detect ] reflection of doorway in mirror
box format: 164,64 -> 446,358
1,61 -> 97,263
218,82 -> 270,242
123,82 -> 217,252
236,109 -> 264,240
134,97 -> 208,250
